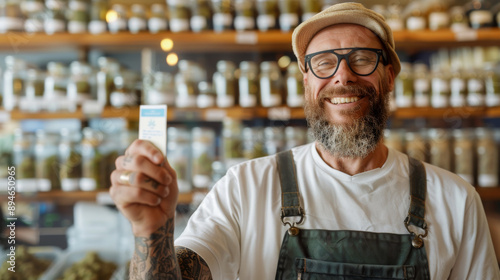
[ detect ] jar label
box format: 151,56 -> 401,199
429,12 -> 449,30
257,14 -> 275,31
190,15 -> 207,32
68,21 -> 87,33
406,16 -> 426,30
148,18 -> 168,33
169,18 -> 189,32
88,20 -> 107,34
129,18 -> 147,33
234,16 -> 255,31
108,19 -> 127,33
279,13 -> 299,31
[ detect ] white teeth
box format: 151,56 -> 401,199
330,96 -> 360,105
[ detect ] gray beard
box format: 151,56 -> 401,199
304,81 -> 390,158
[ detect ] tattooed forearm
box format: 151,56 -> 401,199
129,218 -> 181,279
176,247 -> 213,280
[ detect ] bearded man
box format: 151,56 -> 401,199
110,3 -> 500,280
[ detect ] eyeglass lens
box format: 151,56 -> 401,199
309,49 -> 379,78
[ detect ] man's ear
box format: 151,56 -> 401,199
303,72 -> 308,87
385,64 -> 396,92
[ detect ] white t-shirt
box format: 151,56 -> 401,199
175,143 -> 500,280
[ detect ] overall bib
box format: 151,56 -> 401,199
274,150 -> 431,280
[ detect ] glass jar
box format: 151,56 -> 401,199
175,60 -> 200,108
450,6 -> 469,32
405,130 -> 427,162
67,0 -> 89,34
242,126 -> 266,159
211,0 -> 232,32
385,3 -> 404,31
100,131 -> 118,189
0,128 -> 14,187
167,126 -> 192,193
395,62 -> 413,108
452,129 -> 474,185
431,68 -> 450,108
238,61 -> 259,108
143,71 -> 176,106
190,0 -> 211,32
222,118 -> 245,167
285,62 -> 303,107
3,56 -> 26,111
128,4 -> 147,34
96,57 -> 119,107
278,0 -> 299,32
59,128 -> 82,191
107,4 -> 127,33
196,81 -> 216,108
80,127 -> 103,191
466,70 -> 486,106
285,126 -> 307,150
383,129 -> 404,152
413,63 -> 430,107
466,0 -> 493,29
44,0 -> 67,34
191,127 -> 216,189
44,62 -> 69,111
13,129 -> 36,192
476,127 -> 498,187
405,4 -> 426,31
110,70 -> 139,108
428,128 -> 452,171
0,0 -> 24,33
264,126 -> 285,155
234,0 -> 255,32
67,61 -> 93,108
168,0 -> 190,32
22,68 -> 45,112
485,60 -> 500,106
35,129 -> 59,191
450,65 -> 467,107
213,60 -> 236,108
21,0 -> 45,33
88,0 -> 107,34
260,61 -> 282,107
300,0 -> 320,22
256,0 -> 277,31
427,2 -> 450,30
148,4 -> 168,33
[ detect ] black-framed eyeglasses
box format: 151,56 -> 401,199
304,48 -> 388,79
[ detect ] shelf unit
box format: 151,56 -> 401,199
3,28 -> 500,202
1,29 -> 500,53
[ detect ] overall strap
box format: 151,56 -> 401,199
276,150 -> 304,219
404,156 -> 429,249
406,156 -> 427,229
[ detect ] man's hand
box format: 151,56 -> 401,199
110,139 -> 179,237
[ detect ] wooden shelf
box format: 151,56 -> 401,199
1,190 -> 193,205
1,29 -> 500,53
390,106 -> 488,119
476,187 -> 500,201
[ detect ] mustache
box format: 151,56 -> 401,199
318,84 -> 378,102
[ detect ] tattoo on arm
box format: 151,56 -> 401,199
176,247 -> 213,280
129,218 -> 181,279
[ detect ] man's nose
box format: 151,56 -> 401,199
331,59 -> 358,86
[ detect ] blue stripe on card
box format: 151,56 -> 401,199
141,108 -> 166,117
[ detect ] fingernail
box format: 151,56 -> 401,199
156,198 -> 162,205
163,189 -> 170,198
154,154 -> 163,164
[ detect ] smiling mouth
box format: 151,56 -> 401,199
329,96 -> 361,105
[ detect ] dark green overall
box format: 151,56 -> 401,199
275,150 -> 431,280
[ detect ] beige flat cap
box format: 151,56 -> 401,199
292,2 -> 401,76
